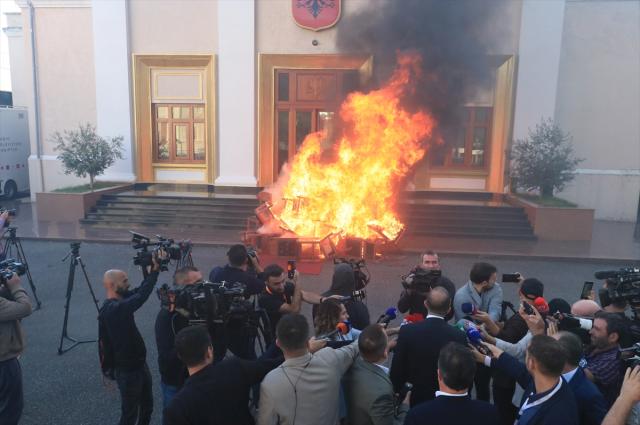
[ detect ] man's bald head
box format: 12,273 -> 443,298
103,269 -> 129,295
426,286 -> 451,317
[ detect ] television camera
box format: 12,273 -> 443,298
0,258 -> 26,286
130,231 -> 193,272
401,268 -> 442,293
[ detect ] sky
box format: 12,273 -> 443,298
0,0 -> 20,92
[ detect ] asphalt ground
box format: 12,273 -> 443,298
7,239 -> 631,424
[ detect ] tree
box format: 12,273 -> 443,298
511,118 -> 583,197
53,123 -> 124,191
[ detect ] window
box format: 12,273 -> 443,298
153,104 -> 206,163
274,69 -> 358,176
431,106 -> 492,169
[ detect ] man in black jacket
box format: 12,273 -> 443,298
209,245 -> 267,361
155,266 -> 203,408
100,251 -> 164,425
405,342 -> 499,425
396,251 -> 455,320
390,287 -> 466,407
164,324 -> 282,425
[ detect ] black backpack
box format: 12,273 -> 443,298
98,310 -> 115,380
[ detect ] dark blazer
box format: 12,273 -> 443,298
404,395 -> 499,425
390,317 -> 467,406
343,357 -> 408,425
492,352 -> 579,425
567,367 -> 608,425
163,357 -> 280,425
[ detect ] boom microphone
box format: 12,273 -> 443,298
376,307 -> 398,327
595,270 -> 620,280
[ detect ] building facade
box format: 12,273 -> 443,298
3,0 -> 639,221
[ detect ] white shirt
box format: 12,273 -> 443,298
376,364 -> 389,375
562,367 -> 578,383
435,390 -> 469,398
426,314 -> 445,320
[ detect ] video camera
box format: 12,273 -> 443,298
596,267 -> 640,310
157,280 -> 253,325
401,268 -> 442,293
130,231 -> 184,272
334,258 -> 370,291
0,258 -> 26,286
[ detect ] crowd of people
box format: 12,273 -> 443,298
1,236 -> 640,425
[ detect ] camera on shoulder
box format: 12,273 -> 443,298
130,231 -> 184,272
401,268 -> 442,293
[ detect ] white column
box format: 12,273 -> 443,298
91,0 -> 135,181
215,0 -> 257,187
512,0 -> 566,141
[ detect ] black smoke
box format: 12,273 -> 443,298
337,0 -> 505,141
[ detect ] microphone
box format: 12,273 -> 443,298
401,313 -> 424,326
461,302 -> 478,315
533,297 -> 549,315
376,307 -> 398,327
317,322 -> 350,341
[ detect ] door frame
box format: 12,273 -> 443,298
258,54 -> 373,187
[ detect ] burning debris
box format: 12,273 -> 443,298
245,53 -> 437,260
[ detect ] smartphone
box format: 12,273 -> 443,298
287,260 -> 296,279
581,281 -> 594,300
502,273 -> 521,283
522,300 -> 534,315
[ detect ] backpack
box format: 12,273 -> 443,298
98,310 -> 116,380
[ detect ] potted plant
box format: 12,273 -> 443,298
508,118 -> 594,240
36,124 -> 131,221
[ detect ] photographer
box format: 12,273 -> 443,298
99,250 -> 165,425
0,273 -> 32,425
154,266 -> 202,408
397,251 -> 455,320
209,244 -> 265,296
258,264 -> 332,341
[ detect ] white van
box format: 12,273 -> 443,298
0,107 -> 30,198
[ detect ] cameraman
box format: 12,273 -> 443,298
100,250 -> 165,425
209,244 -> 265,296
397,251 -> 456,320
0,273 -> 32,425
154,266 -> 202,408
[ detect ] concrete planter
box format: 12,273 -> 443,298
507,194 -> 595,241
35,184 -> 133,222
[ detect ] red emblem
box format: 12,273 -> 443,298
292,0 -> 341,31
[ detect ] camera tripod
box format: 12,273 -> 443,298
1,227 -> 42,309
58,242 -> 100,355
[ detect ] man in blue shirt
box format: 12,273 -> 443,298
453,262 -> 503,400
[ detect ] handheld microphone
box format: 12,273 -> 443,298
317,322 -> 350,341
401,313 -> 424,326
376,307 -> 398,327
461,302 -> 478,315
533,297 -> 549,315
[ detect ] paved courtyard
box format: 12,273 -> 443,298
9,239 -> 631,424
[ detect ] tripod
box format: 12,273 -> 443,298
2,227 -> 41,309
58,242 -> 100,355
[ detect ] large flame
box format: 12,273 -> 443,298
265,52 -> 436,241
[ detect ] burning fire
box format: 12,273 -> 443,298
263,52 -> 436,242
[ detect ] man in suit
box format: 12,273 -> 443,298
343,324 -> 408,425
553,331 -> 608,425
474,335 -> 579,425
390,286 -> 467,407
257,314 -> 359,425
405,342 -> 499,425
163,325 -> 282,425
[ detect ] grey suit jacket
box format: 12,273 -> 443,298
343,357 -> 408,425
257,342 -> 359,425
